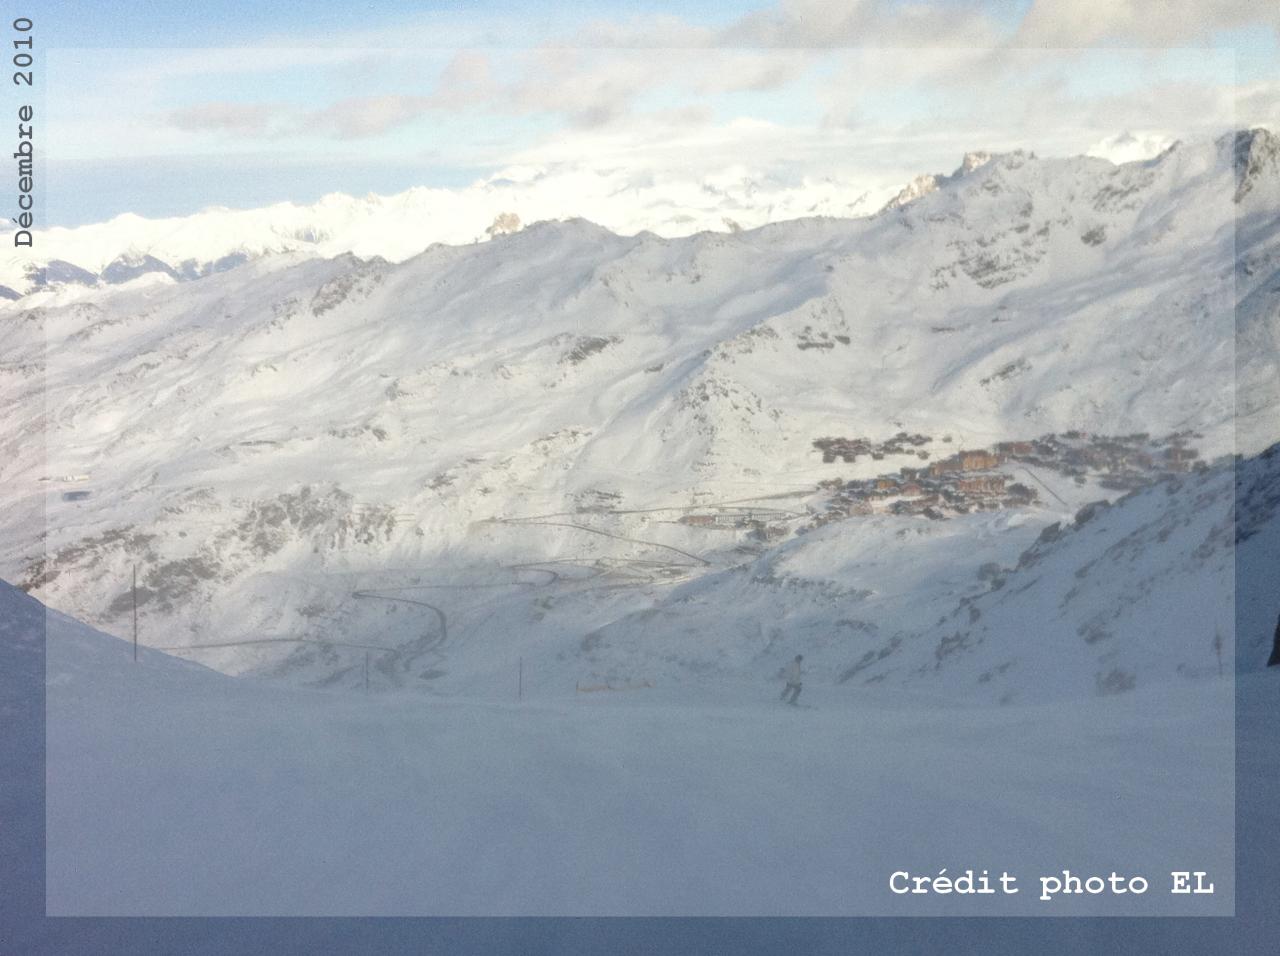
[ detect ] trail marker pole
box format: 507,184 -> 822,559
132,566 -> 138,663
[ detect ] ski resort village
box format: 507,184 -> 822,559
807,430 -> 1205,525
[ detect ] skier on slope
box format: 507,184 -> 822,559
780,654 -> 804,705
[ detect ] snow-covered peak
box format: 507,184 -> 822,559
880,148 -> 1025,212
960,150 -> 992,174
882,172 -> 945,211
1227,126 -> 1280,203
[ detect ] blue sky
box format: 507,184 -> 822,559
38,0 -> 753,47
26,0 -> 1280,226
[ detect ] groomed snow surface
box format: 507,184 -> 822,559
9,581 -> 1232,918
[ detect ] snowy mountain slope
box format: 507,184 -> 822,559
3,130 -> 1277,690
1236,216 -> 1280,446
863,445 -> 1279,695
1237,444 -> 1280,668
0,580 -> 1236,916
578,445 -> 1279,700
574,506 -> 1053,691
1,578 -> 232,696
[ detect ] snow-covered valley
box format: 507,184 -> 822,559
4,129 -> 1278,700
2,128 -> 1279,921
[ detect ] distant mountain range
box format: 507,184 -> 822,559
1,163 -> 890,299
8,128 -> 1264,302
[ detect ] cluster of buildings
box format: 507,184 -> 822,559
991,431 -> 1203,490
812,456 -> 1037,526
671,431 -> 1206,542
806,429 -> 1205,528
812,431 -> 935,464
678,510 -> 790,541
679,512 -> 757,529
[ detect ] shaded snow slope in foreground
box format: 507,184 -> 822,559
12,582 -> 1235,917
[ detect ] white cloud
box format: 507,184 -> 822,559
1086,130 -> 1178,163
1234,81 -> 1280,130
719,0 -> 1003,48
43,1 -> 1280,231
165,102 -> 288,136
301,95 -> 435,139
1014,0 -> 1280,47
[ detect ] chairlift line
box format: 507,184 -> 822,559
1018,465 -> 1068,507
